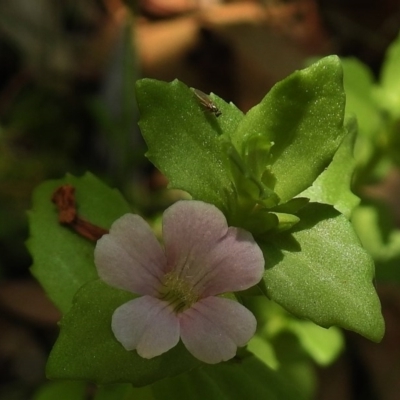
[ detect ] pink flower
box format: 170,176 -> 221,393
94,200 -> 264,364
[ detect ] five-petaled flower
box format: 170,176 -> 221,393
94,200 -> 264,364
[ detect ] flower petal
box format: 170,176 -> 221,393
112,296 -> 180,358
163,200 -> 228,272
179,297 -> 256,364
95,214 -> 166,296
197,226 -> 265,296
163,201 -> 264,296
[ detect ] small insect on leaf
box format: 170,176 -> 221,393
192,88 -> 222,117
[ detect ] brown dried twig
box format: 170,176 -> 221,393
52,184 -> 108,241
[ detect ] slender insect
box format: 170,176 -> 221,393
192,88 -> 222,117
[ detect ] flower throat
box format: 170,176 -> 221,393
159,271 -> 199,313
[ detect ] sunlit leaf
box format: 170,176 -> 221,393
136,79 -> 243,213
260,203 -> 384,342
299,120 -> 360,218
231,56 -> 347,203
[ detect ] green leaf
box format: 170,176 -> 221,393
245,296 -> 343,366
285,322 -> 343,366
32,381 -> 87,400
231,56 -> 347,203
298,120 -> 360,218
94,384 -> 154,400
260,203 -> 384,342
352,202 -> 400,283
246,335 -> 279,369
135,79 -> 244,213
47,280 -> 201,386
27,172 -> 131,313
375,32 -> 400,119
248,328 -> 316,399
151,353 -> 306,400
341,57 -> 382,138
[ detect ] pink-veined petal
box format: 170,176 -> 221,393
95,214 -> 166,296
163,201 -> 264,296
163,201 -> 228,275
112,296 -> 180,358
197,226 -> 264,296
179,297 -> 256,364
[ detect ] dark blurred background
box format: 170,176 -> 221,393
1,1 -> 400,399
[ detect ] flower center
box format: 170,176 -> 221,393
158,271 -> 199,313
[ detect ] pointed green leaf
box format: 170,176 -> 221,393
47,280 -> 201,386
299,121 -> 360,218
260,203 -> 384,342
27,172 -> 131,313
135,79 -> 243,212
231,56 -> 347,203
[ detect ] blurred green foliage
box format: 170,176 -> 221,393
342,32 -> 400,283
